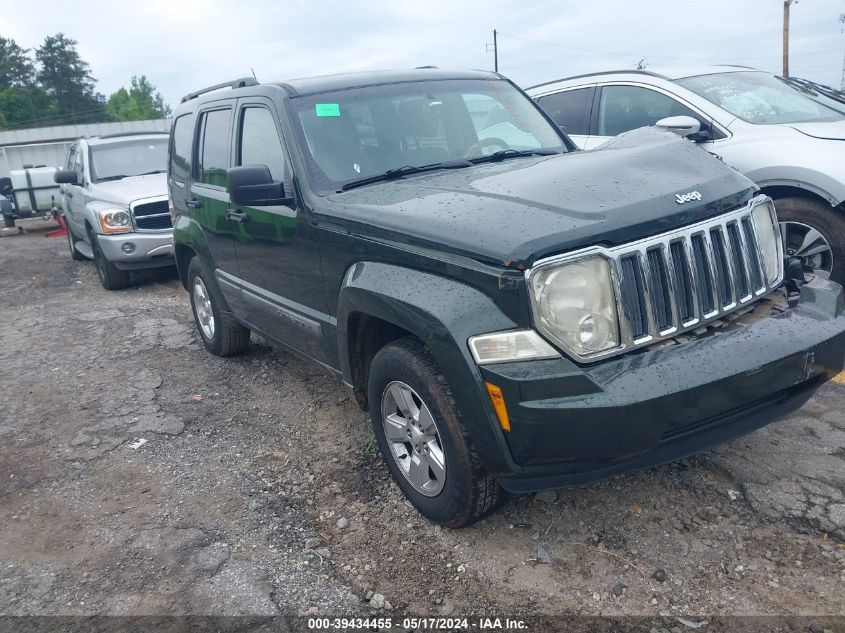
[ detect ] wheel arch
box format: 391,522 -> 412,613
337,261 -> 521,477
172,215 -> 215,290
758,183 -> 843,212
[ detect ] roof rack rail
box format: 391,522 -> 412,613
181,77 -> 259,103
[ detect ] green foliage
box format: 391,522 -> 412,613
106,75 -> 172,122
0,37 -> 35,89
35,33 -> 105,124
363,435 -> 377,455
0,33 -> 171,130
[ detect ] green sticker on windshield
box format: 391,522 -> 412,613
315,103 -> 340,117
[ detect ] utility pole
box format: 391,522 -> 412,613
840,14 -> 845,90
486,29 -> 498,72
783,0 -> 797,77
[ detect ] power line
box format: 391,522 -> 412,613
5,106 -> 109,130
497,31 -> 842,63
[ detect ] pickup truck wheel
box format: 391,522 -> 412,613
66,220 -> 85,261
91,234 -> 130,290
774,197 -> 845,285
2,213 -> 14,228
368,337 -> 504,527
187,257 -> 250,356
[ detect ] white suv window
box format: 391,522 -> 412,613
597,85 -> 699,136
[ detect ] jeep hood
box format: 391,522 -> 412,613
787,120 -> 845,141
321,129 -> 756,268
87,173 -> 167,206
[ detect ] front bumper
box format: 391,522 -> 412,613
480,278 -> 845,493
98,231 -> 175,270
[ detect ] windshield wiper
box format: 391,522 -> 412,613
96,174 -> 129,182
138,169 -> 167,176
468,148 -> 561,165
341,160 -> 472,191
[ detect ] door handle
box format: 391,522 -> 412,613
226,209 -> 250,223
186,198 -> 203,209
66,193 -> 73,199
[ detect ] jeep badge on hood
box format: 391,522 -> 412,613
675,191 -> 702,204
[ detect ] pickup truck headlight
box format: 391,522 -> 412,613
97,208 -> 133,234
751,200 -> 782,286
528,255 -> 620,358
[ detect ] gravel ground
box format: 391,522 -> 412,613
1,218 -> 844,624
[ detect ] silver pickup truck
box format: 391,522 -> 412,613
54,132 -> 174,290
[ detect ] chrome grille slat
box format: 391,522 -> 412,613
727,220 -> 752,301
742,216 -> 766,293
526,195 -> 785,363
710,227 -> 735,308
690,232 -> 717,319
669,240 -> 696,326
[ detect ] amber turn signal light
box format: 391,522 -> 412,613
485,381 -> 511,432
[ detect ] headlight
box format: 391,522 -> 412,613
528,255 -> 620,358
97,208 -> 133,234
751,200 -> 782,286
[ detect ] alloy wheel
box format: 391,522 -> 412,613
380,380 -> 446,497
192,277 -> 216,340
780,221 -> 834,278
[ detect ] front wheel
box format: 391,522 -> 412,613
368,337 -> 504,527
187,257 -> 250,356
66,220 -> 85,261
2,214 -> 14,228
774,197 -> 845,285
91,234 -> 130,290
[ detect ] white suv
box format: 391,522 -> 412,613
527,67 -> 845,284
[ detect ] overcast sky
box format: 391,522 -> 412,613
3,0 -> 845,108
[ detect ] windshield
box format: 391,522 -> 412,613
89,137 -> 169,182
776,77 -> 845,115
289,78 -> 568,192
677,71 -> 845,125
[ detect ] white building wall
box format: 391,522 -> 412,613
0,119 -> 171,178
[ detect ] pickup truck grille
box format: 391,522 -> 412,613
132,199 -> 172,231
528,195 -> 784,362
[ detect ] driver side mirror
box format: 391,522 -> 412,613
227,165 -> 291,207
54,169 -> 79,185
655,115 -> 702,139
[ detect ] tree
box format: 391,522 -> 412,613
0,36 -> 35,89
0,37 -> 51,128
35,33 -> 105,124
106,75 -> 171,122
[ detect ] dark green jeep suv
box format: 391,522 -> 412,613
170,69 -> 845,527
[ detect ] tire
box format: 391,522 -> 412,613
90,233 -> 130,290
2,214 -> 14,228
187,257 -> 250,356
773,196 -> 845,285
66,219 -> 85,261
368,337 -> 504,527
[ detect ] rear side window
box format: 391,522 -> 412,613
169,113 -> 195,184
238,107 -> 286,181
536,88 -> 594,136
197,108 -> 232,187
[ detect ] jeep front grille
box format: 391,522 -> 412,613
528,195 -> 784,362
131,199 -> 172,231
